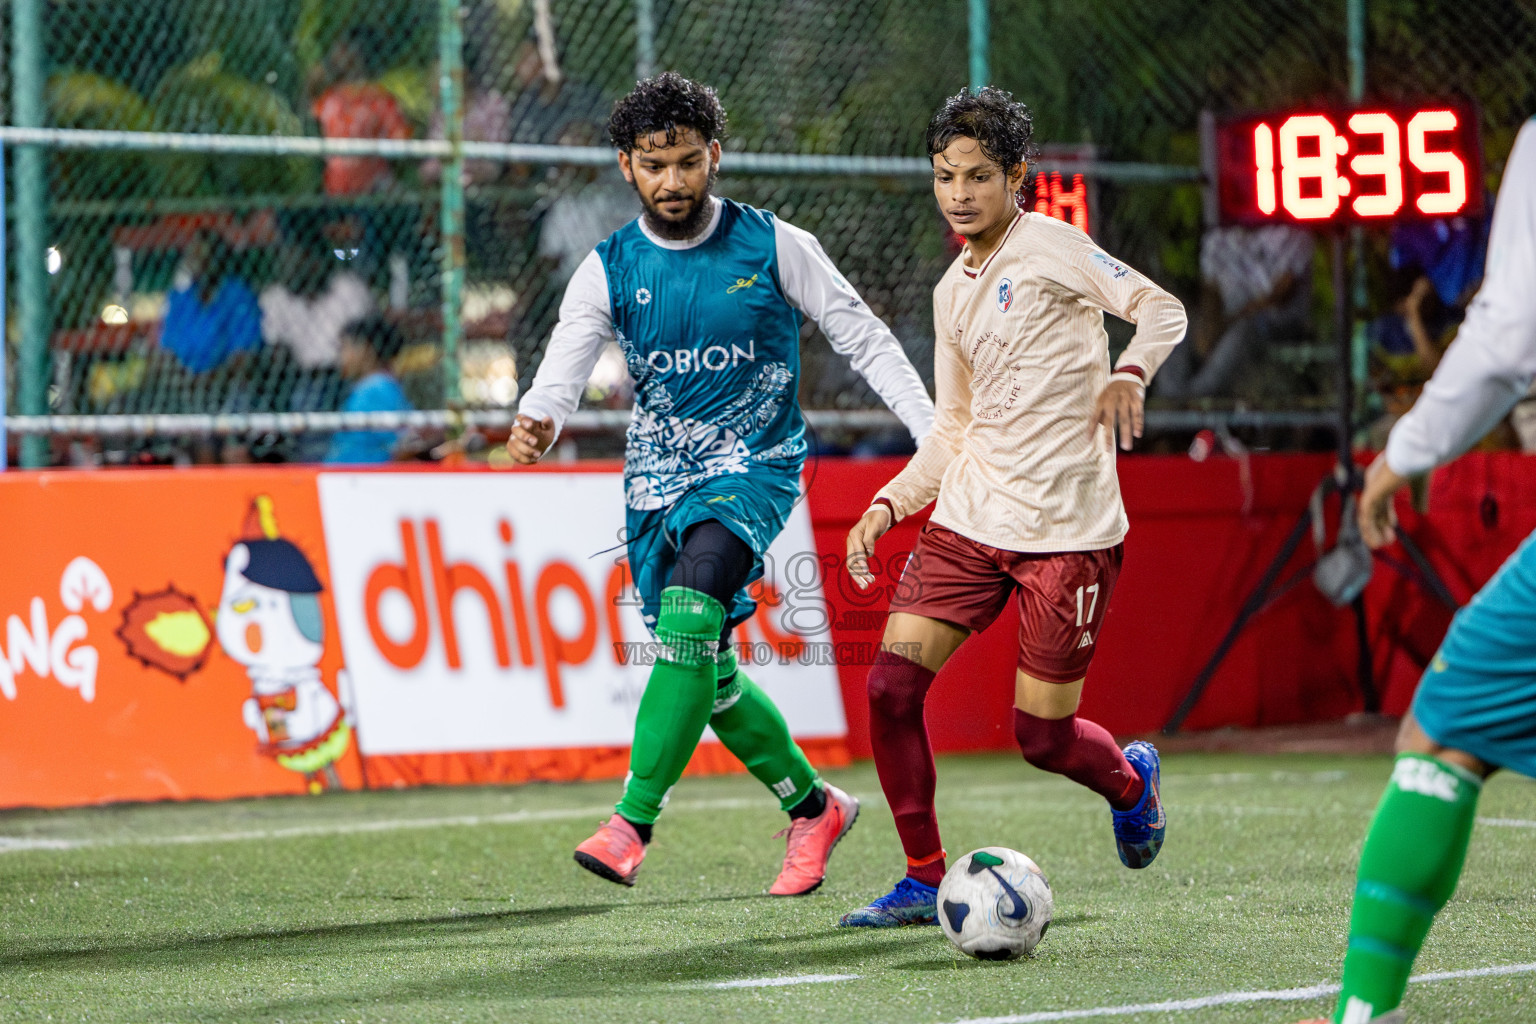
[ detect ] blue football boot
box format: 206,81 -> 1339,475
1112,740 -> 1166,869
837,877 -> 939,927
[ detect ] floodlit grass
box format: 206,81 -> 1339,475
1,753 -> 1534,1023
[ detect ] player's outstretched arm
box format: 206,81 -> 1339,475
508,251 -> 615,464
1044,229 -> 1186,452
846,307 -> 968,588
771,219 -> 936,442
1374,120 -> 1536,491
866,302 -> 970,527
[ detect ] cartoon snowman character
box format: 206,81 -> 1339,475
217,497 -> 352,793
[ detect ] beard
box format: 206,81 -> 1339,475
637,165 -> 718,241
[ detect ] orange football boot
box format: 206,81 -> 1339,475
574,814 -> 647,886
769,783 -> 859,896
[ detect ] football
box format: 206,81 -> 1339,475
937,847 -> 1054,960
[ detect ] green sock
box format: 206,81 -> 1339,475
615,587 -> 725,826
708,644 -> 820,811
1333,753 -> 1482,1023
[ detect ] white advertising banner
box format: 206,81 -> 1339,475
317,471 -> 845,756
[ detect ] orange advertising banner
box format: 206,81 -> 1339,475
0,469 -> 359,806
0,467 -> 847,809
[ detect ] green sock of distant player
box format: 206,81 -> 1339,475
615,587 -> 724,826
708,645 -> 821,810
1333,753 -> 1482,1023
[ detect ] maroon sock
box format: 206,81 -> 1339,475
1013,708 -> 1144,811
905,850 -> 947,888
867,650 -> 946,882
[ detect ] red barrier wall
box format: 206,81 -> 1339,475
1363,453 -> 1536,713
807,452 -> 1536,757
3,452 -> 1531,809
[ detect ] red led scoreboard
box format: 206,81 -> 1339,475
1210,101 -> 1483,227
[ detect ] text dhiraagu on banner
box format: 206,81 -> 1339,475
0,467 -> 846,809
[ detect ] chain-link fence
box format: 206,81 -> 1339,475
4,0 -> 1535,466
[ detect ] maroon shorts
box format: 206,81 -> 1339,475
889,522 -> 1124,683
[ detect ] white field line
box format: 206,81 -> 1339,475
0,771 -> 1506,855
940,961 -> 1536,1024
0,797 -> 770,854
0,767 -> 1389,855
957,770 -> 1350,800
709,974 -> 861,989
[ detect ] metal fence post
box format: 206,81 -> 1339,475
636,0 -> 656,81
1348,0 -> 1369,416
1347,0 -> 1366,101
969,0 -> 989,93
11,0 -> 50,468
439,0 -> 466,407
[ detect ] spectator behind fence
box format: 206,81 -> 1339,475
160,229 -> 263,374
1363,275 -> 1443,453
309,28 -> 412,197
260,241 -> 376,370
1362,209 -> 1493,452
1370,273 -> 1449,381
505,37 -> 609,147
538,122 -> 638,282
1155,224 -> 1313,400
324,314 -> 413,465
1390,206 -> 1490,311
1365,269 -> 1519,455
509,121 -> 638,396
421,87 -> 512,187
421,24 -> 513,188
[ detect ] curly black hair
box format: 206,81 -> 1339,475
925,87 -> 1039,172
607,72 -> 728,152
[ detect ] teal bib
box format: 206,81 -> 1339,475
597,199 -> 807,510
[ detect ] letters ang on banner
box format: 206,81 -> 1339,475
0,556 -> 115,704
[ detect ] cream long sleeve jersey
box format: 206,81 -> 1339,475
876,211 -> 1188,552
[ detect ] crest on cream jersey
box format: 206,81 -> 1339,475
968,331 -> 1022,422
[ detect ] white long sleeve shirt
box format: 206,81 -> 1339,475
1386,118 -> 1536,477
517,196 -> 935,444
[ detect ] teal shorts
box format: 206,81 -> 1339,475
624,470 -> 801,632
1413,531 -> 1536,778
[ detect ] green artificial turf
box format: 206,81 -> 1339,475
1,753 -> 1533,1023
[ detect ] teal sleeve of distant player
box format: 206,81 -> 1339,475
598,199 -> 809,514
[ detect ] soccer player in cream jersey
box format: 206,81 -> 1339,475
509,74 -> 935,895
839,88 -> 1187,927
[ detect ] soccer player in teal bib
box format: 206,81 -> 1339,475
511,73 -> 934,895
1295,117 -> 1536,1024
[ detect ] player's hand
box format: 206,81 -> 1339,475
846,504 -> 894,590
1358,454 -> 1410,549
507,414 -> 556,464
1092,379 -> 1144,451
